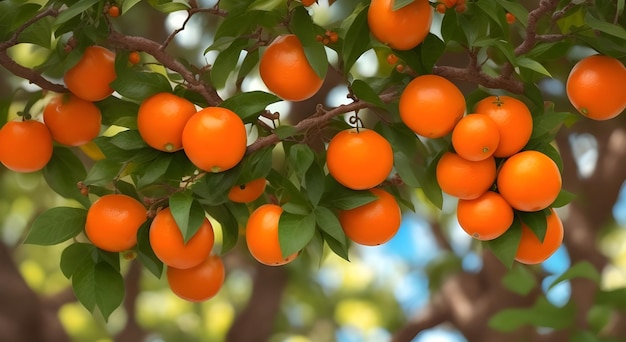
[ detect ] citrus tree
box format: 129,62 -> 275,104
1,0 -> 626,340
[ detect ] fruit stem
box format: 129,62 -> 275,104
348,111 -> 364,132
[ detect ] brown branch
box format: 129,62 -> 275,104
161,7 -> 227,50
391,293 -> 451,342
0,8 -> 67,93
433,65 -> 524,94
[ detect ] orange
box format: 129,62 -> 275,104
64,46 -> 116,102
245,204 -> 298,266
149,207 -> 215,269
456,191 -> 514,240
436,152 -> 496,200
474,95 -> 533,158
399,74 -> 466,138
228,178 -> 267,203
108,5 -> 120,17
128,51 -> 140,65
505,12 -> 516,24
137,92 -> 197,152
0,119 -> 53,173
497,150 -> 562,212
566,54 -> 626,120
182,107 -> 247,172
259,34 -> 324,102
515,208 -> 564,264
85,194 -> 147,252
368,0 -> 433,50
451,113 -> 500,161
167,254 -> 225,302
339,188 -> 401,246
302,0 -> 316,6
326,128 -> 393,190
436,3 -> 447,14
43,93 -> 101,146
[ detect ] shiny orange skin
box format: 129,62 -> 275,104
85,194 -> 147,252
149,207 -> 215,269
452,113 -> 500,161
167,254 -> 225,302
474,95 -> 533,158
339,188 -> 401,246
246,204 -> 298,266
436,152 -> 496,200
457,191 -> 514,240
137,92 -> 197,152
259,34 -> 324,102
399,75 -> 466,138
497,150 -> 562,212
326,128 -> 394,190
43,94 -> 101,146
0,120 -> 53,173
228,178 -> 267,203
64,46 -> 116,102
182,107 -> 247,173
515,208 -> 564,265
368,0 -> 433,50
566,55 -> 626,120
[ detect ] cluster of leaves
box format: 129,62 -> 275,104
1,0 -> 626,325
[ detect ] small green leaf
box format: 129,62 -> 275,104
109,130 -> 148,150
551,189 -> 577,208
305,162 -> 325,207
549,261 -> 600,291
351,80 -> 385,108
60,243 -> 96,279
519,210 -> 548,242
517,57 -> 552,77
322,186 -> 377,210
288,144 -> 315,176
110,71 -> 172,102
392,0 -> 414,10
342,5 -> 370,73
205,205 -> 239,254
94,262 -> 125,321
72,260 -> 97,312
274,125 -> 299,139
18,16 -> 52,48
43,147 -> 90,208
416,156 -> 443,209
220,91 -> 281,123
290,6 -> 328,80
122,0 -> 142,14
419,33 -> 446,72
278,212 -> 316,257
25,207 -> 87,246
211,38 -> 249,89
314,206 -> 347,246
54,0 -> 100,25
586,305 -> 613,335
168,192 -> 206,243
323,232 -> 350,261
136,222 -> 163,278
486,219 -> 522,268
83,159 -> 122,187
585,13 -> 626,40
502,264 -> 537,295
136,154 -> 173,189
496,0 -> 528,27
96,97 -> 140,129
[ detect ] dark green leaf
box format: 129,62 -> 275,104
60,243 -> 96,279
419,33 -> 446,72
502,264 -> 537,295
25,207 -> 87,246
83,159 -> 122,187
122,0 -> 142,13
322,186 -> 377,210
192,169 -> 240,206
351,80 -> 385,108
274,125 -> 299,139
136,221 -> 163,278
496,0 -> 529,27
147,0 -> 190,12
96,97 -> 140,129
548,261 -> 600,291
416,155 -> 443,209
290,6 -> 328,80
219,91 -> 281,123
288,144 -> 315,176
136,154 -> 173,189
72,260 -> 97,312
94,262 -> 125,321
586,13 -> 626,40
305,162 -> 325,207
54,0 -> 100,25
169,192 -> 206,243
110,71 -> 172,102
314,206 -> 347,246
109,130 -> 148,150
322,231 -> 350,261
278,212 -> 316,257
18,16 -> 52,48
211,38 -> 249,89
205,205 -> 239,254
342,5 -> 370,73
486,219 -> 522,268
519,210 -> 548,242
551,189 -> 577,208
43,147 -> 90,208
237,49 -> 260,83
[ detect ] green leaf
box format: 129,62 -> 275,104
94,262 -> 125,321
168,192 -> 206,243
392,0 -> 414,10
488,297 -> 576,332
72,260 -> 97,312
342,5 -> 370,73
290,6 -> 328,80
322,232 -> 350,261
516,57 -> 552,77
502,264 -> 537,295
122,0 -> 142,14
136,154 -> 173,189
237,146 -> 274,183
519,210 -> 548,242
237,49 -> 260,83
43,147 -> 90,208
110,71 -> 172,102
278,212 -> 316,257
351,80 -> 385,108
322,186 -> 377,210
220,91 -> 281,123
305,162 -> 325,207
109,130 -> 148,150
585,13 -> 626,40
18,16 -> 52,48
474,0 -> 504,30
551,189 -> 577,208
486,219 -> 522,268
274,125 -> 299,139
586,306 -> 613,336
211,38 -> 249,89
60,243 -> 96,279
136,221 -> 163,278
147,0 -> 190,12
54,0 -> 100,25
496,0 -> 528,27
83,159 -> 122,187
205,205 -> 239,254
314,206 -> 347,246
419,33 -> 446,72
192,169 -> 240,206
288,144 -> 315,176
25,207 -> 87,246
548,261 -> 600,291
595,288 -> 626,310
416,156 -> 443,209
96,97 -> 140,129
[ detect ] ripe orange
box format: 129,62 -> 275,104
128,51 -> 140,65
64,46 -> 116,102
108,5 -> 120,17
451,113 -> 500,161
302,0 -> 316,6
339,188 -> 401,246
149,207 -> 215,269
386,53 -> 398,65
0,119 -> 53,173
228,178 -> 267,203
456,191 -> 514,240
245,204 -> 298,266
497,150 -> 562,212
436,152 -> 496,200
474,95 -> 533,158
167,254 -> 225,302
505,12 -> 516,24
259,34 -> 324,102
43,93 -> 101,146
566,54 -> 626,120
436,3 -> 447,14
182,107 -> 247,172
515,208 -> 564,264
399,74 -> 466,138
85,194 -> 147,252
137,92 -> 197,152
368,0 -> 433,50
326,128 -> 394,190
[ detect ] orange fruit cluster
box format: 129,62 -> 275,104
436,0 -> 468,14
566,54 -> 626,120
